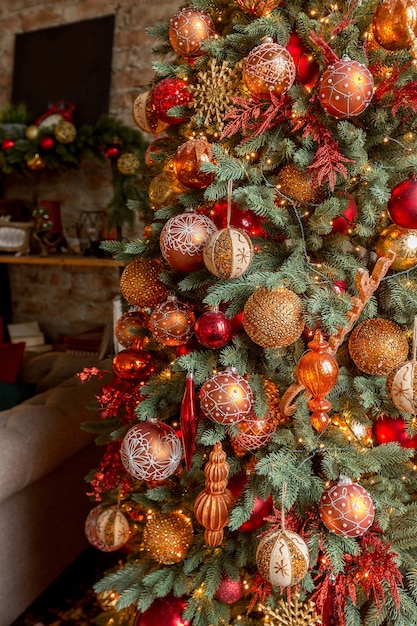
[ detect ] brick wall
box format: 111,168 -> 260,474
0,0 -> 181,344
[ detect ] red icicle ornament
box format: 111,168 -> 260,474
322,575 -> 344,626
180,372 -> 199,471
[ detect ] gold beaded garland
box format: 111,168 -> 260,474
348,318 -> 409,376
120,258 -> 169,308
142,510 -> 194,564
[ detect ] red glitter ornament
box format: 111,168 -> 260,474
214,576 -> 244,603
387,174 -> 417,229
134,594 -> 190,626
169,7 -> 214,58
39,135 -> 55,151
319,56 -> 374,119
151,77 -> 193,124
228,473 -> 273,532
374,414 -> 417,448
286,32 -> 319,90
160,211 -> 218,272
194,309 -> 233,349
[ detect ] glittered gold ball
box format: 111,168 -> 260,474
376,224 -> 417,271
203,227 -> 254,278
26,153 -> 46,171
348,318 -> 409,376
117,152 -> 140,176
243,40 -> 296,99
132,91 -> 169,134
54,120 -> 77,143
256,529 -> 309,587
242,287 -> 305,348
276,164 -> 317,204
149,170 -> 186,208
120,258 -> 169,308
143,510 -> 194,564
25,124 -> 39,140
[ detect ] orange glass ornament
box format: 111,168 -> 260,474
115,310 -> 149,348
372,0 -> 417,51
193,442 -> 235,546
112,341 -> 155,381
295,330 -> 339,433
173,137 -> 215,190
149,294 -> 195,346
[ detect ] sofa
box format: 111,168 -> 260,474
0,348 -> 111,626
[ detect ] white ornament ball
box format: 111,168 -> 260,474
387,360 -> 417,414
94,506 -> 131,550
256,529 -> 309,587
85,505 -> 119,552
203,227 -> 254,278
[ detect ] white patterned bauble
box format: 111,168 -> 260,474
120,420 -> 183,481
85,505 -> 120,552
256,529 -> 309,587
387,360 -> 417,414
160,211 -> 218,272
203,227 -> 254,279
94,506 -> 131,550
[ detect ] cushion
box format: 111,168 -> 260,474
0,381 -> 36,410
0,342 -> 26,383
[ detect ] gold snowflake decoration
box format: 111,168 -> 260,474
259,593 -> 321,626
189,58 -> 242,133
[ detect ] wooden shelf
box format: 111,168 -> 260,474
0,254 -> 124,267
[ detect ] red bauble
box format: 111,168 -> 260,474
173,138 -> 215,190
319,475 -> 374,537
199,368 -> 252,424
134,594 -> 191,626
115,311 -> 149,348
112,345 -> 155,381
331,191 -> 358,234
169,7 -> 214,58
228,473 -> 273,532
105,143 -> 122,160
208,200 -> 266,237
374,414 -> 417,448
214,576 -> 243,603
2,138 -> 15,150
286,32 -> 319,90
160,211 -> 218,272
39,135 -> 55,151
319,57 -> 374,119
151,77 -> 193,124
195,309 -> 233,349
149,295 -> 195,346
387,174 -> 417,229
181,372 -> 199,471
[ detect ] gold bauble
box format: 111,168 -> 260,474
376,224 -> 417,271
276,164 -> 317,204
25,125 -> 39,141
54,120 -> 77,144
242,287 -> 305,348
348,318 -> 409,376
117,152 -> 140,176
120,258 -> 169,308
143,510 -> 194,564
372,0 -> 417,51
148,170 -> 186,208
26,153 -> 46,171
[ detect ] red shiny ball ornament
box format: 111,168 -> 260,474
173,138 -> 215,190
115,311 -> 149,348
319,57 -> 374,119
286,32 -> 319,90
319,475 -> 374,537
214,576 -> 243,604
387,174 -> 417,229
195,309 -> 233,349
112,346 -> 155,381
331,191 -> 358,234
230,311 -> 244,336
374,414 -> 417,448
160,211 -> 218,272
2,138 -> 15,150
134,594 -> 191,626
39,135 -> 55,151
199,368 -> 252,424
169,7 -> 214,58
151,77 -> 193,125
105,143 -> 122,160
228,473 -> 273,532
208,200 -> 266,237
149,296 -> 195,346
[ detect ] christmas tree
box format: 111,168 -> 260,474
81,0 -> 417,624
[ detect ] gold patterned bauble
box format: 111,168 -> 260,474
120,258 -> 169,308
376,224 -> 417,271
256,529 -> 309,587
160,211 -> 218,272
386,359 -> 417,414
203,227 -> 254,279
243,40 -> 296,99
173,137 -> 215,190
236,0 -> 281,17
372,0 -> 417,51
319,475 -> 374,537
242,287 -> 305,348
54,120 -> 77,143
276,164 -> 317,204
95,506 -> 131,550
348,318 -> 409,376
149,294 -> 196,346
132,91 -> 169,134
169,7 -> 215,58
25,124 -> 39,140
148,170 -> 186,208
117,152 -> 140,176
142,510 -> 194,564
26,153 -> 46,171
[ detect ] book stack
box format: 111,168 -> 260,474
7,321 -> 52,352
63,326 -> 105,356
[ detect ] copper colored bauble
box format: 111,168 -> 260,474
39,135 -> 55,151
243,40 -> 296,99
286,32 -> 320,90
214,576 -> 243,604
112,345 -> 155,381
134,594 -> 191,626
151,77 -> 193,125
256,529 -> 309,587
236,0 -> 280,16
117,152 -> 140,176
331,191 -> 358,234
276,164 -> 317,204
173,138 -> 215,190
376,224 -> 417,271
120,258 -> 169,308
54,120 -> 77,143
85,505 -> 121,552
194,442 -> 235,546
203,227 -> 254,279
132,91 -> 169,134
199,368 -> 253,424
386,360 -> 417,414
348,318 -> 409,376
208,200 -> 266,237
387,174 -> 417,229
194,309 -> 233,349
115,311 -> 149,348
319,475 -> 374,537
374,414 -> 417,448
26,153 -> 46,171
149,295 -> 195,346
233,409 -> 277,451
149,170 -> 186,208
143,510 -> 194,564
120,419 -> 182,482
160,211 -> 218,272
95,506 -> 131,549
169,7 -> 214,58
25,124 -> 39,141
228,473 -> 273,532
242,287 -> 305,348
372,0 -> 417,51
318,56 -> 374,119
